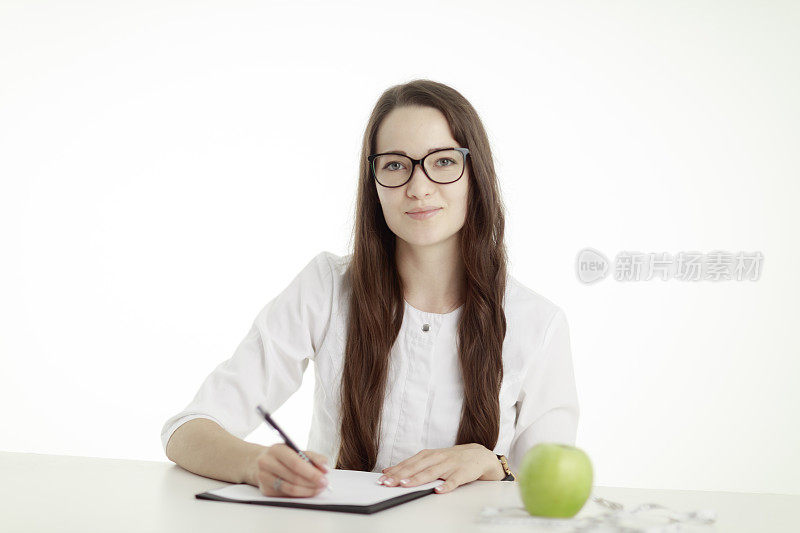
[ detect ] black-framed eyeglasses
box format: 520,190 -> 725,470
367,147 -> 470,188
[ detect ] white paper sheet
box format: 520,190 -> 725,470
203,469 -> 445,506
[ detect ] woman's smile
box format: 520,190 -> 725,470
406,207 -> 442,220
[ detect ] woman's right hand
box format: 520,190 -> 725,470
251,444 -> 330,497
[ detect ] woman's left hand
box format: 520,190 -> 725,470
377,443 -> 501,494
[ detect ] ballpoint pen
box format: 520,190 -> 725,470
255,405 -> 334,492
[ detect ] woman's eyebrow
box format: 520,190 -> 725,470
384,146 -> 453,155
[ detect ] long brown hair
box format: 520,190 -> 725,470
336,79 -> 508,471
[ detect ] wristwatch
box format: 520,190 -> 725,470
496,454 -> 515,481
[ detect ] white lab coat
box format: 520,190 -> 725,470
161,251 -> 579,473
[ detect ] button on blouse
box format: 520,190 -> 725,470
160,251 -> 580,474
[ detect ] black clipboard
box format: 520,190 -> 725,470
196,485 -> 437,514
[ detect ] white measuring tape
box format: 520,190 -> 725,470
478,495 -> 716,532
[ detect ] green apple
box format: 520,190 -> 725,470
517,443 -> 593,518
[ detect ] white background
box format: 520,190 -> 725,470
1,0 -> 797,496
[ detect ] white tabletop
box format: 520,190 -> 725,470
0,451 -> 796,532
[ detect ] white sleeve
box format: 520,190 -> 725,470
160,251 -> 335,456
507,307 -> 580,473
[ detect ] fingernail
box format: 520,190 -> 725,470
400,479 -> 409,485
377,475 -> 386,483
384,477 -> 395,485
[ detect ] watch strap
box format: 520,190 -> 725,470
496,454 -> 515,481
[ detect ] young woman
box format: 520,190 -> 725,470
162,80 -> 579,498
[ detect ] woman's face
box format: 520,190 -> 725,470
374,106 -> 470,249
